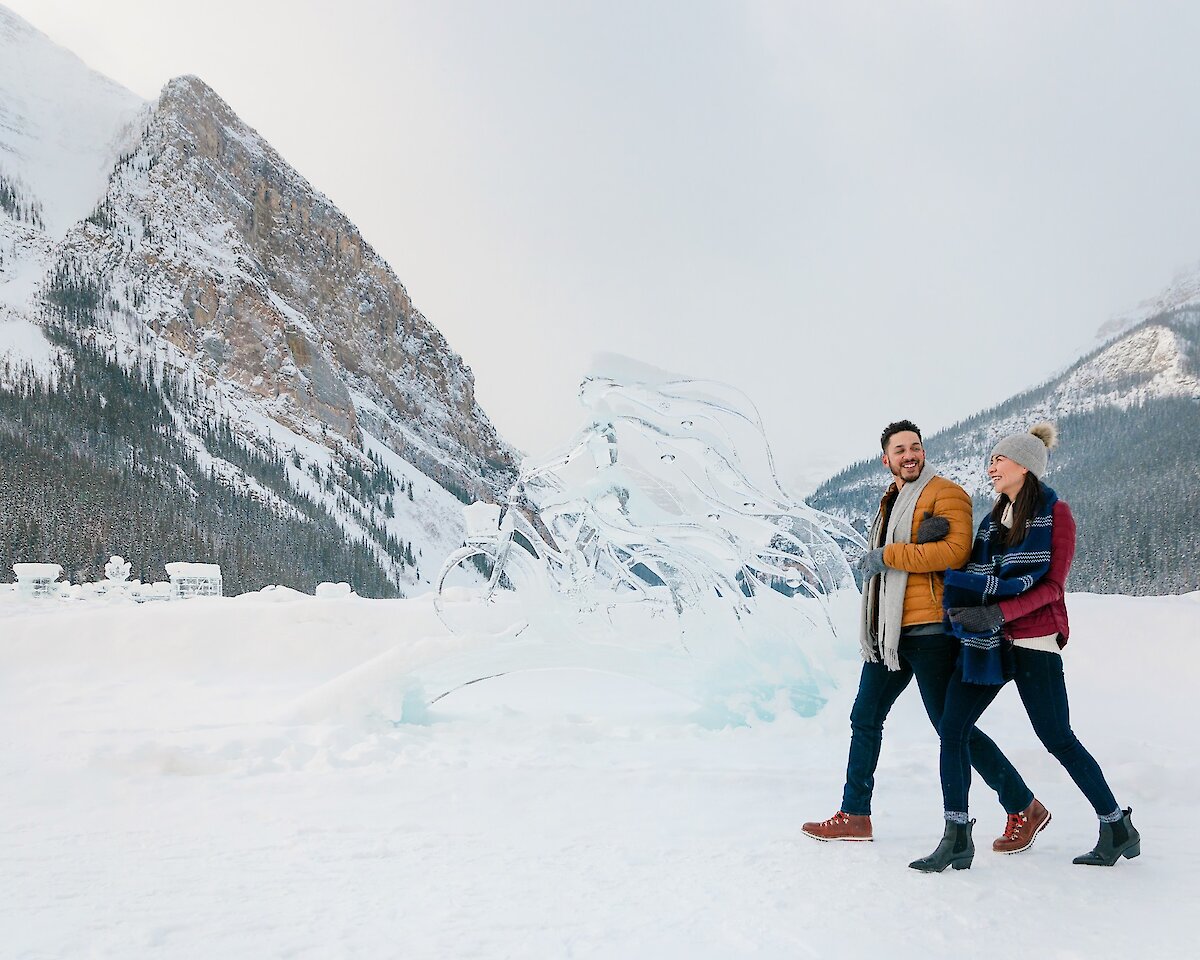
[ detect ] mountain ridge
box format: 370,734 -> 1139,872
809,306 -> 1200,594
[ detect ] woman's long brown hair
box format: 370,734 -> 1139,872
992,474 -> 1044,548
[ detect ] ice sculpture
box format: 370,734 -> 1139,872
104,556 -> 131,583
427,356 -> 864,722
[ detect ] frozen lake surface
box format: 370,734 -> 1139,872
1,589 -> 1194,958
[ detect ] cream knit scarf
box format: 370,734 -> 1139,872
859,464 -> 937,670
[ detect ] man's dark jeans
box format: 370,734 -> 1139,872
841,631 -> 1032,816
939,646 -> 1119,817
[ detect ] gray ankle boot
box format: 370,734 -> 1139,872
1073,808 -> 1141,866
909,819 -> 975,873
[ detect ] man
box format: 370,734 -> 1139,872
802,421 -> 1047,853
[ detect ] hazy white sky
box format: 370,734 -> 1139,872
9,0 -> 1200,491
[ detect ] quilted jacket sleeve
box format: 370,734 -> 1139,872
998,500 -> 1076,622
882,480 -> 974,574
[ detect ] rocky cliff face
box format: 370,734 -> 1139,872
65,74 -> 514,502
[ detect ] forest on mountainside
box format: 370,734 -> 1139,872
1029,397 -> 1200,595
0,323 -> 410,596
809,393 -> 1200,596
809,310 -> 1200,596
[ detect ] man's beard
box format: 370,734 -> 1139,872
890,461 -> 923,480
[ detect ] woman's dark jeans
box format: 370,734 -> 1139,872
939,645 -> 1119,816
841,632 -> 1032,816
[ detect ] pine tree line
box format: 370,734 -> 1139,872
0,173 -> 46,229
0,323 -> 405,596
810,394 -> 1200,596
970,397 -> 1200,595
808,312 -> 1200,595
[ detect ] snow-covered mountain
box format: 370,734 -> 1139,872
0,4 -> 517,594
1096,260 -> 1200,345
0,6 -> 144,241
810,304 -> 1200,594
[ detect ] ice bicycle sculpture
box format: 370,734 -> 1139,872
428,356 -> 865,720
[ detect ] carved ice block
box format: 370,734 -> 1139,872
164,562 -> 223,599
463,502 -> 503,543
14,563 -> 64,599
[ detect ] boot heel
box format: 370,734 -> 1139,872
952,857 -> 973,870
1123,841 -> 1141,859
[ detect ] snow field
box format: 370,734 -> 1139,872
0,6 -> 145,239
0,591 -> 1196,958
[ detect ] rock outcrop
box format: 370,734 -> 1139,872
65,74 -> 515,503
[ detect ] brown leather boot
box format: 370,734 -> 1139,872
802,811 -> 873,841
993,798 -> 1051,854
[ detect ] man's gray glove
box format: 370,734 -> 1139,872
948,604 -> 1004,634
856,547 -> 887,580
915,510 -> 950,544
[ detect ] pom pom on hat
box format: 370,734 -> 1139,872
1029,422 -> 1058,450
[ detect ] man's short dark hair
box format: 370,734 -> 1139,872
880,419 -> 922,451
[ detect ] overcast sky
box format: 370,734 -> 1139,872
8,0 -> 1200,492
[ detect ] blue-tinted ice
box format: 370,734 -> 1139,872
427,357 -> 865,722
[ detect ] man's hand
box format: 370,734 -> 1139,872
948,605 -> 1004,634
856,548 -> 887,581
915,510 -> 950,544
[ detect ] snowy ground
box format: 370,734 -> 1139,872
1,589 -> 1195,958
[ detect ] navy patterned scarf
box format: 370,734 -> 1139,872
943,485 -> 1058,685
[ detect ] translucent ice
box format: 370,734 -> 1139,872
430,358 -> 864,722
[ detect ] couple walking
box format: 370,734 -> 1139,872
803,420 -> 1140,872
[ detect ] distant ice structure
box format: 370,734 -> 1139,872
104,556 -> 131,584
13,563 -> 63,599
4,558 -> 214,604
430,357 -> 865,722
165,562 -> 223,599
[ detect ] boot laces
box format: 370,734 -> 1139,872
1002,812 -> 1028,840
823,811 -> 851,827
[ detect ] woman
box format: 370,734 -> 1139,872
909,423 -> 1140,872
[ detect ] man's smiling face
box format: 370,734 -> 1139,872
882,431 -> 925,484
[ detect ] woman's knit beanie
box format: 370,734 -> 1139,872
989,422 -> 1058,479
